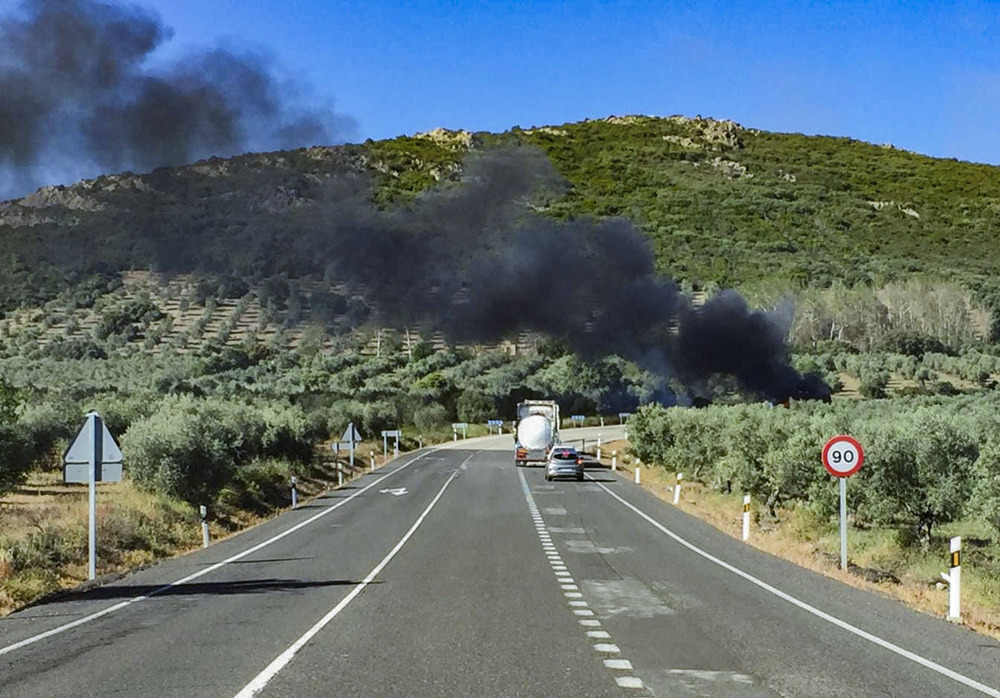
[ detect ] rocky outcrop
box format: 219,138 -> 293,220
414,128 -> 474,150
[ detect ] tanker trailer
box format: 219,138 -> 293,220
514,400 -> 560,466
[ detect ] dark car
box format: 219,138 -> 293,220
545,446 -> 584,481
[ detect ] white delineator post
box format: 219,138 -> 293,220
611,451 -> 617,471
673,472 -> 683,505
597,436 -> 602,461
942,536 -> 962,622
742,495 -> 751,541
200,505 -> 210,548
291,476 -> 298,508
634,460 -> 641,484
369,451 -> 375,472
337,463 -> 344,487
418,435 -> 423,450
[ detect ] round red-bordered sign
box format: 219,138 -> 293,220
822,435 -> 864,477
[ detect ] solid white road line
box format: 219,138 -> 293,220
234,461 -> 466,698
0,448 -> 442,659
589,475 -> 1000,698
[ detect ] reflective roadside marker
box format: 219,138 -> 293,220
742,495 -> 751,541
200,505 -> 210,548
673,473 -> 683,505
941,536 -> 962,622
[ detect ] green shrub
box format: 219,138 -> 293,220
122,396 -> 314,504
413,403 -> 450,432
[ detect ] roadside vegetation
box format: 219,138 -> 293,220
625,396 -> 1000,636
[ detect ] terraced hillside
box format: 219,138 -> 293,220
0,271 -> 541,358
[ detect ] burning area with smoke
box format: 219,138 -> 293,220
304,147 -> 831,404
0,0 -> 352,199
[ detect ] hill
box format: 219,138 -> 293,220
3,114 -> 1000,310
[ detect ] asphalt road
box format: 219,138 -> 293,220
2,425 -> 999,697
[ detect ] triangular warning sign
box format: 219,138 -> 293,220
341,423 -> 362,443
64,412 -> 123,464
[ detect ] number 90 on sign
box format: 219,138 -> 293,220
822,435 -> 864,477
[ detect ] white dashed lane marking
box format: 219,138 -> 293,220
521,471 -> 645,693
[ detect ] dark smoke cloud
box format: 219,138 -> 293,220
311,146 -> 827,403
0,0 -> 352,198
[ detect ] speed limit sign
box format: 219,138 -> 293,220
822,435 -> 864,477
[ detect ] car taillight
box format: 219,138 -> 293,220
516,448 -> 527,457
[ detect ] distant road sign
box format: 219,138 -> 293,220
381,430 -> 402,438
822,435 -> 864,477
487,419 -> 504,427
571,415 -> 585,423
452,423 -> 468,429
341,423 -> 362,443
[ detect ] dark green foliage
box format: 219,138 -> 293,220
122,397 -> 314,504
456,388 -> 495,423
413,403 -> 450,432
0,422 -> 35,494
858,372 -> 889,399
630,395 -> 1000,542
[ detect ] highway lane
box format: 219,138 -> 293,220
536,465 -> 1000,696
0,446 -> 468,697
2,425 -> 999,697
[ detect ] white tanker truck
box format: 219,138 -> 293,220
514,399 -> 560,466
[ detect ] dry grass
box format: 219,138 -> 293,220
0,447 -> 395,616
596,440 -> 1000,641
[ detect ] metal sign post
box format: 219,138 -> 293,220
822,435 -> 864,571
64,411 -> 123,581
381,430 -> 401,458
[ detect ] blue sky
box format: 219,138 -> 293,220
123,0 -> 1000,164
4,0 -> 1000,164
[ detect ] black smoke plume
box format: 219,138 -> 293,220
0,0 -> 351,198
309,146 -> 827,403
